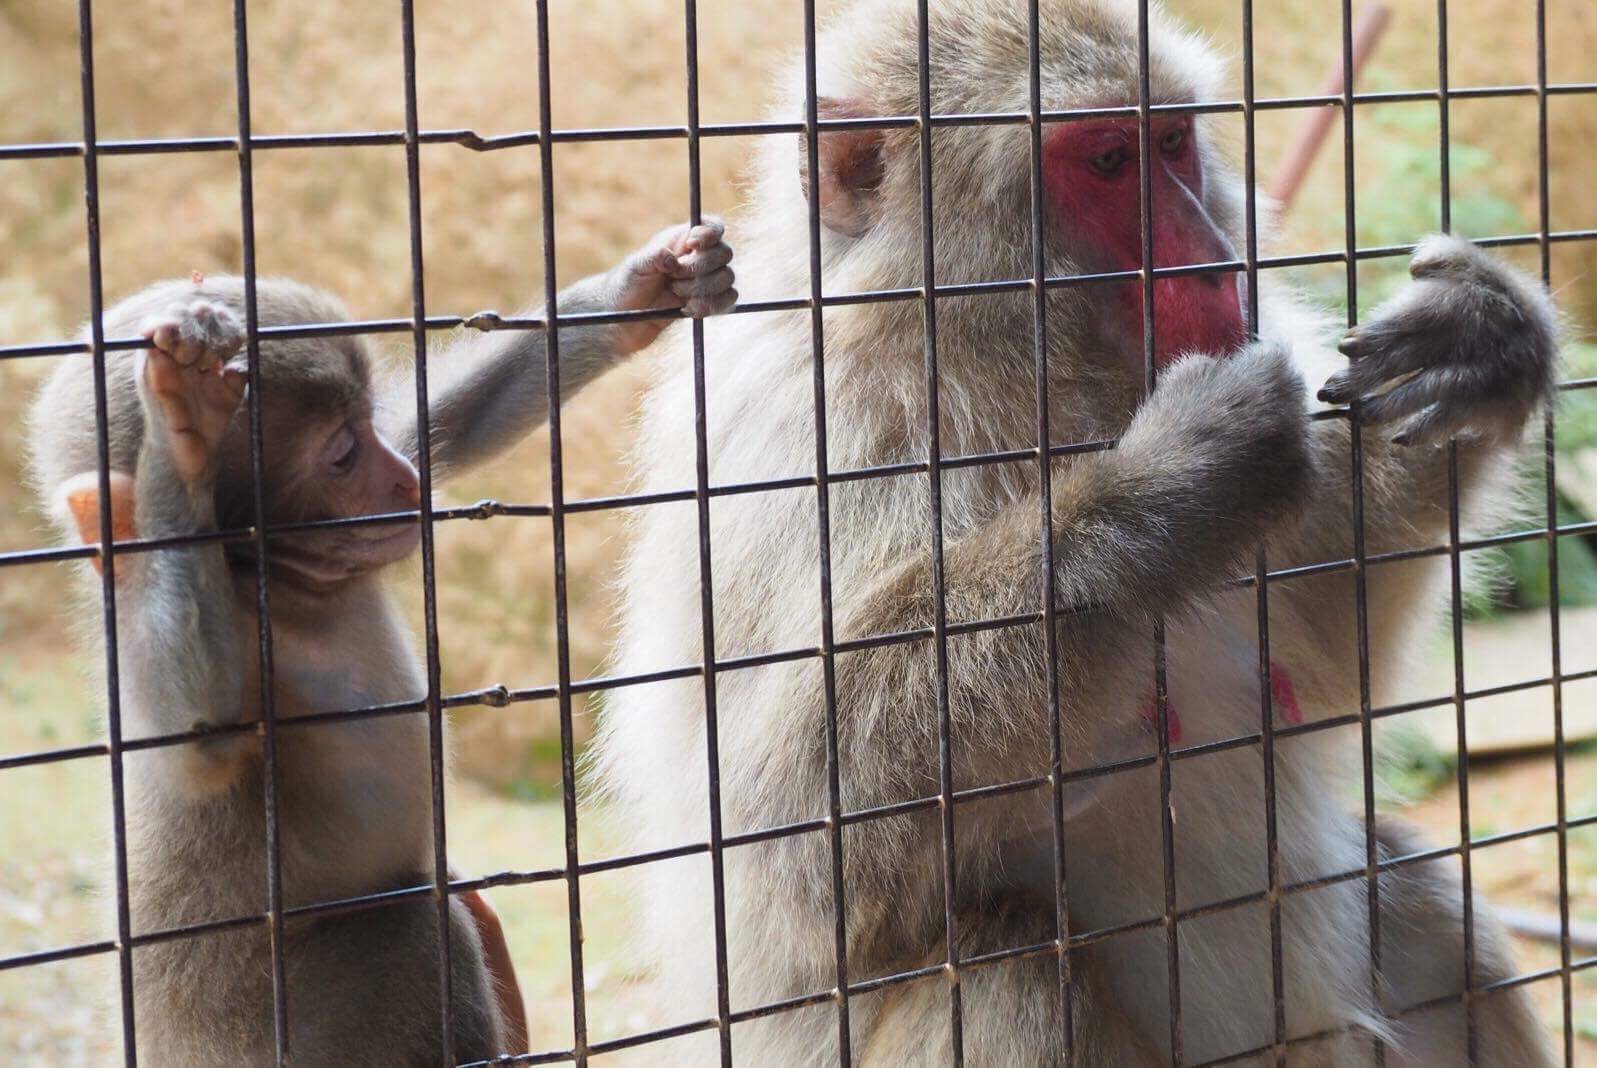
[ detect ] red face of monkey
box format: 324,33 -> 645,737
1045,114 -> 1248,371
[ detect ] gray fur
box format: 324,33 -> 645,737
594,1 -> 1558,1064
26,221 -> 734,1064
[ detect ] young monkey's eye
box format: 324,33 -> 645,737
1090,146 -> 1130,176
1160,126 -> 1187,156
327,425 -> 359,474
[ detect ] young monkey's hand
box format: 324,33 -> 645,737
134,289 -> 248,486
609,217 -> 737,354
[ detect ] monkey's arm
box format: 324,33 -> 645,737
737,346 -> 1309,962
1308,235 -> 1558,543
1272,236 -> 1561,697
384,220 -> 735,481
836,344 -> 1310,792
118,303 -> 252,742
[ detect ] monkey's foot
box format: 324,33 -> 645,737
137,296 -> 248,484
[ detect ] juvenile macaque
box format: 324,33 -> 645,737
27,222 -> 734,1065
595,1 -> 1557,1064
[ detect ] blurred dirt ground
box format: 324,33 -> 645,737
3,0 -> 1597,1061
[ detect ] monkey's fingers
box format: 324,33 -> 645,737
1353,371 -> 1444,427
671,267 -> 735,301
681,217 -> 726,253
198,365 -> 248,415
671,239 -> 733,279
642,245 -> 681,274
142,301 -> 246,371
682,287 -> 737,318
1315,340 -> 1430,405
1388,401 -> 1480,447
1408,232 -> 1482,280
142,347 -> 196,407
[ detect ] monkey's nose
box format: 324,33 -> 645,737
400,481 -> 422,508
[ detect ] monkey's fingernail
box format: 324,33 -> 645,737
1337,333 -> 1360,356
1391,431 -> 1413,446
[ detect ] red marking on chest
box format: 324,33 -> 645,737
1269,661 -> 1304,726
1138,660 -> 1303,743
1139,696 -> 1184,746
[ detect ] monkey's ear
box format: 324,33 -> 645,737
798,98 -> 886,238
59,470 -> 137,577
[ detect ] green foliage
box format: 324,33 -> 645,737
1488,342 -> 1597,613
1373,724 -> 1457,809
1307,99 -> 1597,614
1334,104 -> 1528,312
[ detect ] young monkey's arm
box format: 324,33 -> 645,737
70,295 -> 254,751
383,219 -> 736,481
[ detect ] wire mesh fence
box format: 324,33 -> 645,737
0,0 -> 1594,1065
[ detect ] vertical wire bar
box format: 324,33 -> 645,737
1433,4 -> 1479,1061
229,3 -> 291,1060
396,2 -> 456,1059
73,4 -> 138,1059
799,3 -> 854,1062
1239,2 -> 1287,1060
681,2 -> 734,1060
531,1 -> 590,1059
911,3 -> 964,1060
1533,3 -> 1575,1062
1338,1 -> 1384,1061
1134,3 -> 1181,1061
1025,2 -> 1074,1061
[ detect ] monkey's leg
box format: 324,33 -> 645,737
1370,821 -> 1555,1068
285,895 -> 503,1066
850,910 -> 1164,1068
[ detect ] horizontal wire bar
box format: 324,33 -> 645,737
5,426 -> 1595,575
9,227 -> 1597,365
7,791 -> 1593,980
0,231 -> 1577,360
4,80 -> 1597,164
475,939 -> 1597,1066
9,582 -> 1597,775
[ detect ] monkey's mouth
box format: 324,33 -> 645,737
238,521 -> 423,588
1132,271 -> 1250,369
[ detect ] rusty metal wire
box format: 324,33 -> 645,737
4,3 -> 1596,1065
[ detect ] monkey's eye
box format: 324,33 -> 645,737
326,425 -> 359,475
1160,126 -> 1187,156
1089,146 -> 1130,176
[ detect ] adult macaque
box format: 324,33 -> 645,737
27,222 -> 735,1064
595,1 -> 1557,1064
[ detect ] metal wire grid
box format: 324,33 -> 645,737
0,2 -> 1592,1066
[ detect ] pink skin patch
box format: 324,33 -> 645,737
1139,696 -> 1183,746
1138,660 -> 1302,742
1269,660 -> 1304,726
1044,116 -> 1247,371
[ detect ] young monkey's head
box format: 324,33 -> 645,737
206,286 -> 423,592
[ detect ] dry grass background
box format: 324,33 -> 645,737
2,0 -> 1596,1058
3,0 -> 1595,789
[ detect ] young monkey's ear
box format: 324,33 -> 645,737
59,470 -> 137,577
798,97 -> 886,238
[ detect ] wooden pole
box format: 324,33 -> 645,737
1268,4 -> 1392,212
